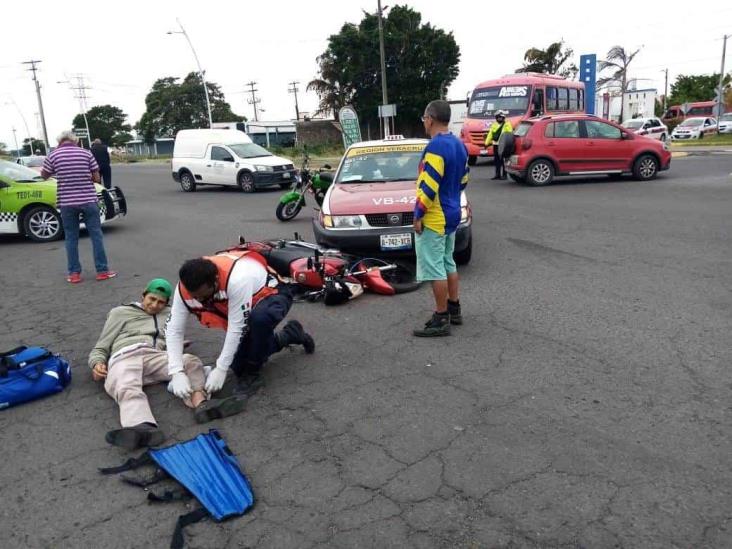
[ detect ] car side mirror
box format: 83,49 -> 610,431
323,164 -> 332,170
621,132 -> 631,139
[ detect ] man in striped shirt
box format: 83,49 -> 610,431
41,130 -> 116,283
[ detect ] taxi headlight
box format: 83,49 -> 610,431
333,215 -> 362,228
254,165 -> 274,172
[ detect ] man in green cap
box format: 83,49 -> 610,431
89,278 -> 238,450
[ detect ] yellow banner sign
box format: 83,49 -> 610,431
346,144 -> 425,157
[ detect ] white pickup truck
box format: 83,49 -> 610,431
171,129 -> 296,192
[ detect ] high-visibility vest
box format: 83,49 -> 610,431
178,250 -> 277,330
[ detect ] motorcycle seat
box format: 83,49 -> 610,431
263,246 -> 315,277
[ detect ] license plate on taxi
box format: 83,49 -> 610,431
380,233 -> 412,251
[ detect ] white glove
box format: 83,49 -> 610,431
205,366 -> 228,394
169,371 -> 192,399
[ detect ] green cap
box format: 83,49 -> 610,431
144,278 -> 173,300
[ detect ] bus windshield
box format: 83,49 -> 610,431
468,85 -> 531,118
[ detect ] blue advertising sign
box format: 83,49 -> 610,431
580,54 -> 597,115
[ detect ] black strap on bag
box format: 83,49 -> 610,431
121,467 -> 169,488
171,508 -> 209,549
0,346 -> 28,377
99,452 -> 153,475
147,488 -> 192,503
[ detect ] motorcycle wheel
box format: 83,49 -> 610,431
379,262 -> 422,294
276,200 -> 303,221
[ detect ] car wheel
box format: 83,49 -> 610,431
179,171 -> 196,192
23,206 -> 63,242
454,236 -> 472,265
508,173 -> 525,183
660,133 -> 667,142
238,171 -> 256,193
467,155 -> 477,166
698,132 -> 704,140
526,159 -> 554,186
633,154 -> 658,181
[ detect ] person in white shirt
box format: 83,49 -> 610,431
166,249 -> 314,416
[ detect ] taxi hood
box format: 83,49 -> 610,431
326,180 -> 416,215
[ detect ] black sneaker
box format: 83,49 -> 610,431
447,301 -> 463,325
413,313 -> 451,337
277,320 -> 315,354
194,396 -> 247,424
233,373 -> 265,399
105,423 -> 165,451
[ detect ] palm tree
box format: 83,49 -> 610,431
597,46 -> 642,122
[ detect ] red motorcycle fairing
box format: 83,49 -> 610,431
357,261 -> 396,295
289,257 -> 347,288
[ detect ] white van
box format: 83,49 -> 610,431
171,129 -> 296,192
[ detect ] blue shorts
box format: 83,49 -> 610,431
415,227 -> 457,281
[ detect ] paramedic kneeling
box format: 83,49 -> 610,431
166,249 -> 315,404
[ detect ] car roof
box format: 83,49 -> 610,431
348,137 -> 428,149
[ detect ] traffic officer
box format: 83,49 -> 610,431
485,110 -> 513,180
166,248 -> 314,413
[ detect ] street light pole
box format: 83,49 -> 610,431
661,68 -> 668,113
168,19 -> 213,128
716,34 -> 729,133
377,0 -> 389,137
11,127 -> 19,158
6,99 -> 34,154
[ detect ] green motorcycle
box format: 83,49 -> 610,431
276,153 -> 333,222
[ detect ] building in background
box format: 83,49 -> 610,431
596,79 -> 657,122
212,121 -> 296,148
124,137 -> 175,156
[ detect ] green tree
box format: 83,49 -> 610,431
136,73 -> 244,142
516,40 -> 578,79
73,105 -> 131,146
111,131 -> 133,148
668,73 -> 731,106
308,5 -> 460,136
22,138 -> 47,155
597,45 -> 642,122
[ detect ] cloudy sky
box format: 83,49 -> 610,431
1,0 -> 731,149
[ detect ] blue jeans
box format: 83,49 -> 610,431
60,203 -> 109,274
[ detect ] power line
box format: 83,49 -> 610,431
59,75 -> 94,146
21,60 -> 50,151
245,81 -> 261,122
288,81 -> 300,121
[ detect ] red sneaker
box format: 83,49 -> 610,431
66,273 -> 82,284
96,271 -> 118,281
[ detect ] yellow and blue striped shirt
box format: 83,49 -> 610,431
414,133 -> 469,235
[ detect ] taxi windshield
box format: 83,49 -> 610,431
336,145 -> 424,184
0,160 -> 45,182
468,85 -> 531,118
623,120 -> 644,130
679,118 -> 704,127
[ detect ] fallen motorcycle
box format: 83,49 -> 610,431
221,234 -> 421,304
276,152 -> 333,222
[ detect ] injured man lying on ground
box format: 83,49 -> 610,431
88,278 -> 245,450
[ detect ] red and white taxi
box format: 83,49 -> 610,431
312,136 -> 473,264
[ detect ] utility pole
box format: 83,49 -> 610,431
661,68 -> 669,113
288,81 -> 300,121
167,19 -> 213,128
716,34 -> 729,133
11,127 -> 19,158
377,0 -> 390,137
22,60 -> 50,151
60,75 -> 93,147
246,81 -> 261,122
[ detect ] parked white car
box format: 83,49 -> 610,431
622,117 -> 669,141
718,113 -> 732,134
671,117 -> 717,140
171,129 -> 295,193
15,155 -> 46,173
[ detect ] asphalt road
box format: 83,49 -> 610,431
1,155 -> 731,548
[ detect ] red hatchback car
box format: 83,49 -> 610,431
504,114 -> 671,186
